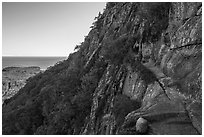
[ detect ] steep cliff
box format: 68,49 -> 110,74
2,2 -> 202,135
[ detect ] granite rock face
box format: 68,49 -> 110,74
81,2 -> 202,135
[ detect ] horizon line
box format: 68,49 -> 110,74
2,55 -> 68,57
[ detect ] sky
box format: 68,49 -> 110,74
2,2 -> 106,57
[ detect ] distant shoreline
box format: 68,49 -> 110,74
2,66 -> 45,71
2,65 -> 43,103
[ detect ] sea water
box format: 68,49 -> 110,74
2,56 -> 67,70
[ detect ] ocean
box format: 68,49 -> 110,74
2,56 -> 67,70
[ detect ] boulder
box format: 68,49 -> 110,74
136,117 -> 148,134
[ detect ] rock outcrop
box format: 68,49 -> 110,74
81,2 -> 202,135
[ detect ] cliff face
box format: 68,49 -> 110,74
2,2 -> 202,135
80,2 -> 202,135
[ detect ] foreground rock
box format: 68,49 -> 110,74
135,117 -> 148,134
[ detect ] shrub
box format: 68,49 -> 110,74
113,95 -> 141,127
102,35 -> 137,65
137,3 -> 171,42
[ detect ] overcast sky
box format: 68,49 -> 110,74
2,2 -> 106,56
